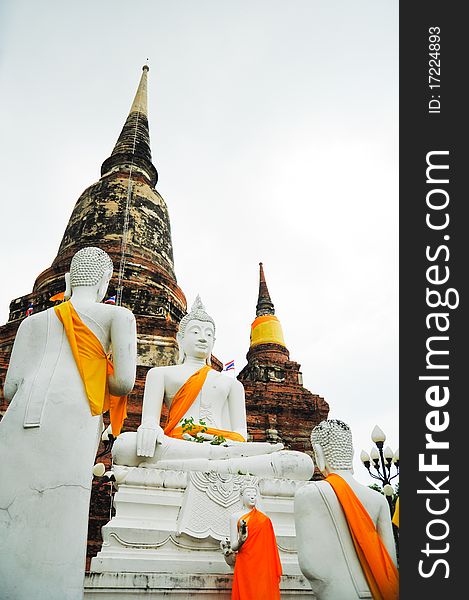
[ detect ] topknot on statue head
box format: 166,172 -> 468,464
311,419 -> 353,471
69,247 -> 114,287
239,477 -> 259,496
178,295 -> 216,337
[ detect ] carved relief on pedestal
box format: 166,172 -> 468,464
177,472 -> 259,540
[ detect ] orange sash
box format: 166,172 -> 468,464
392,497 -> 399,528
54,301 -> 128,436
326,474 -> 399,600
232,507 -> 282,600
164,365 -> 245,442
50,291 -> 65,302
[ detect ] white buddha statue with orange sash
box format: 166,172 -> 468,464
0,246 -> 137,600
113,297 -> 314,480
294,420 -> 399,600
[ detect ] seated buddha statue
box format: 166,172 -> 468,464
113,297 -> 314,481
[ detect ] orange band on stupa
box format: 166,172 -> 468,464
250,314 -> 286,348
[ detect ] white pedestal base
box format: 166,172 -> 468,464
89,467 -> 313,597
84,572 -> 314,599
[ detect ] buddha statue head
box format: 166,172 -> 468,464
177,296 -> 216,365
66,247 -> 114,302
310,419 -> 354,476
240,483 -> 258,509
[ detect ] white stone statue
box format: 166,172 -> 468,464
220,485 -> 254,567
113,296 -> 314,481
294,420 -> 398,600
0,247 -> 137,600
221,483 -> 282,598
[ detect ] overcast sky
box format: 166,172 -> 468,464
0,0 -> 398,486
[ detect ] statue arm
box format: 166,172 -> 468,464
293,485 -> 313,547
136,367 -> 165,457
108,307 -> 137,396
220,514 -> 243,566
294,484 -> 322,582
227,379 -> 248,440
229,512 -> 248,552
3,317 -> 31,401
376,497 -> 397,566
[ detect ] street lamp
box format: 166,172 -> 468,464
360,425 -> 399,516
361,425 -> 400,559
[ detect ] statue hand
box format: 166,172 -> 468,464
102,424 -> 113,441
197,432 -> 215,442
220,539 -> 233,556
220,539 -> 236,567
137,423 -> 163,457
238,520 -> 248,545
220,438 -> 237,446
182,432 -> 215,443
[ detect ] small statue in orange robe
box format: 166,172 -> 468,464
221,485 -> 282,600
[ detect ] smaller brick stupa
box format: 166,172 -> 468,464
238,263 -> 329,456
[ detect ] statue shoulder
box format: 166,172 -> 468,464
227,376 -> 244,393
230,508 -> 246,524
12,314 -> 33,344
145,363 -> 184,385
295,482 -> 332,521
145,364 -> 171,379
18,308 -> 51,333
348,479 -> 384,506
367,484 -> 391,509
76,302 -> 135,328
101,303 -> 135,323
295,481 -> 323,503
231,509 -> 242,520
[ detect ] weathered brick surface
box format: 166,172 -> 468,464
239,343 -> 329,458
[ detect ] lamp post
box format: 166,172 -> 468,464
360,425 -> 400,559
360,425 -> 399,516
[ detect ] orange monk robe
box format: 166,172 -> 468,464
164,364 -> 245,442
50,291 -> 65,302
392,497 -> 399,528
326,474 -> 399,600
232,508 -> 282,600
54,301 -> 128,436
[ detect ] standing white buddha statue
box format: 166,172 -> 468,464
0,247 -> 137,600
294,420 -> 398,600
113,296 -> 314,480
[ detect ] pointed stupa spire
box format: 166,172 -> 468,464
101,65 -> 158,187
129,64 -> 149,114
250,263 -> 286,348
256,262 -> 275,316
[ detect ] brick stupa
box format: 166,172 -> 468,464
238,263 -> 329,456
